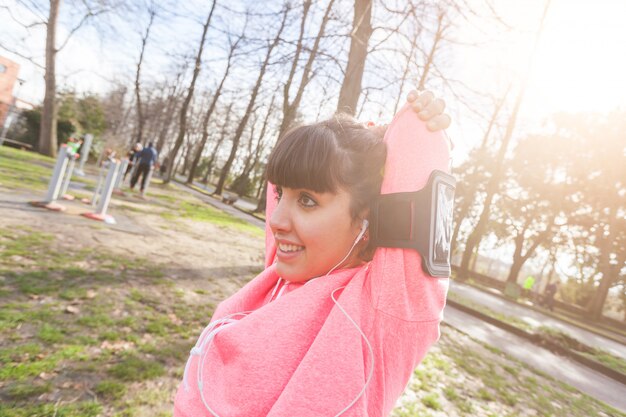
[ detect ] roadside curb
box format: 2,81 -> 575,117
456,280 -> 626,345
446,299 -> 626,385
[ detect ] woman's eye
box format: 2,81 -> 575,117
298,193 -> 317,208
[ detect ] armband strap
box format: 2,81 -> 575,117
370,170 -> 456,278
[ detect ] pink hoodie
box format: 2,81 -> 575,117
173,104 -> 450,416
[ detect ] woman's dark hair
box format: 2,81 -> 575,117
267,114 -> 387,257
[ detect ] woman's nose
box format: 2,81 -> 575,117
269,199 -> 291,233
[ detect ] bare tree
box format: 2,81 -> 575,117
336,0 -> 373,115
156,67 -> 187,154
2,0 -> 112,156
186,29 -> 244,184
133,7 -> 156,145
451,87 -> 510,253
203,102 -> 234,184
230,94 -> 276,196
278,0 -> 335,136
164,0 -> 218,183
458,0 -> 552,280
253,0 -> 335,211
39,0 -> 62,156
213,4 -> 290,196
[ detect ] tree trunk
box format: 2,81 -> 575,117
231,96 -> 275,195
164,0 -> 217,184
213,6 -> 290,196
134,9 -> 155,145
156,71 -> 184,154
451,88 -> 510,255
336,0 -> 373,115
203,103 -> 233,184
181,135 -> 194,176
186,34 -> 241,184
587,204 -> 620,320
38,0 -> 61,157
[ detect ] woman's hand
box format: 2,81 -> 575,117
407,90 -> 451,132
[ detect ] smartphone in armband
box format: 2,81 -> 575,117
369,170 -> 456,278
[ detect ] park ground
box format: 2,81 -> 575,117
0,146 -> 624,417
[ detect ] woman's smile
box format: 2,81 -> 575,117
270,186 -> 364,282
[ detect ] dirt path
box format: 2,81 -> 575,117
0,190 -> 265,300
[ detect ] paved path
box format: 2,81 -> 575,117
174,176 -> 259,213
444,306 -> 626,412
449,281 -> 626,361
170,180 -> 265,230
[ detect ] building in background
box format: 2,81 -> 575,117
0,55 -> 20,128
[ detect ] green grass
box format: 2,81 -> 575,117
94,379 -> 127,400
536,326 -> 626,375
393,326 -> 624,417
5,380 -> 52,400
0,146 -> 95,191
37,323 -> 65,344
421,393 -> 443,410
164,201 -> 263,237
448,291 -> 626,377
0,345 -> 84,381
0,402 -> 102,417
0,147 -> 54,191
108,355 -> 165,382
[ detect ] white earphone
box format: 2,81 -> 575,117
354,219 -> 369,244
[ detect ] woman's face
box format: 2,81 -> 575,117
270,186 -> 365,282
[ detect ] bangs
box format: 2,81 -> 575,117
267,124 -> 345,193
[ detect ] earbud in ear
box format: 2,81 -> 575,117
355,219 -> 369,244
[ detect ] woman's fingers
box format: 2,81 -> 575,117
407,89 -> 419,102
425,114 -> 452,132
418,98 -> 445,121
406,89 -> 452,131
410,90 -> 434,112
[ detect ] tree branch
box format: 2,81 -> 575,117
56,7 -> 110,52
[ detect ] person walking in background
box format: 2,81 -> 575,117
543,280 -> 560,311
130,142 -> 158,195
124,142 -> 143,181
523,275 -> 535,299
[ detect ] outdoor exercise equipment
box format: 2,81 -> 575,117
29,144 -> 70,211
74,133 -> 93,176
59,152 -> 80,200
112,159 -> 129,195
81,159 -> 120,224
86,161 -> 107,207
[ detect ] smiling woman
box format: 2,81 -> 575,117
173,91 -> 453,417
266,114 -> 387,282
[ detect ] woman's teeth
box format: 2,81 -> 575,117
279,243 -> 304,253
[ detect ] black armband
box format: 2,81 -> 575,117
369,170 -> 456,278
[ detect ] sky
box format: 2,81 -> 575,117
445,0 -> 626,156
2,0 -> 626,150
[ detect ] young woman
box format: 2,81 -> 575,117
174,91 -> 452,417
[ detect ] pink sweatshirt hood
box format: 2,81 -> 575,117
174,104 -> 450,416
